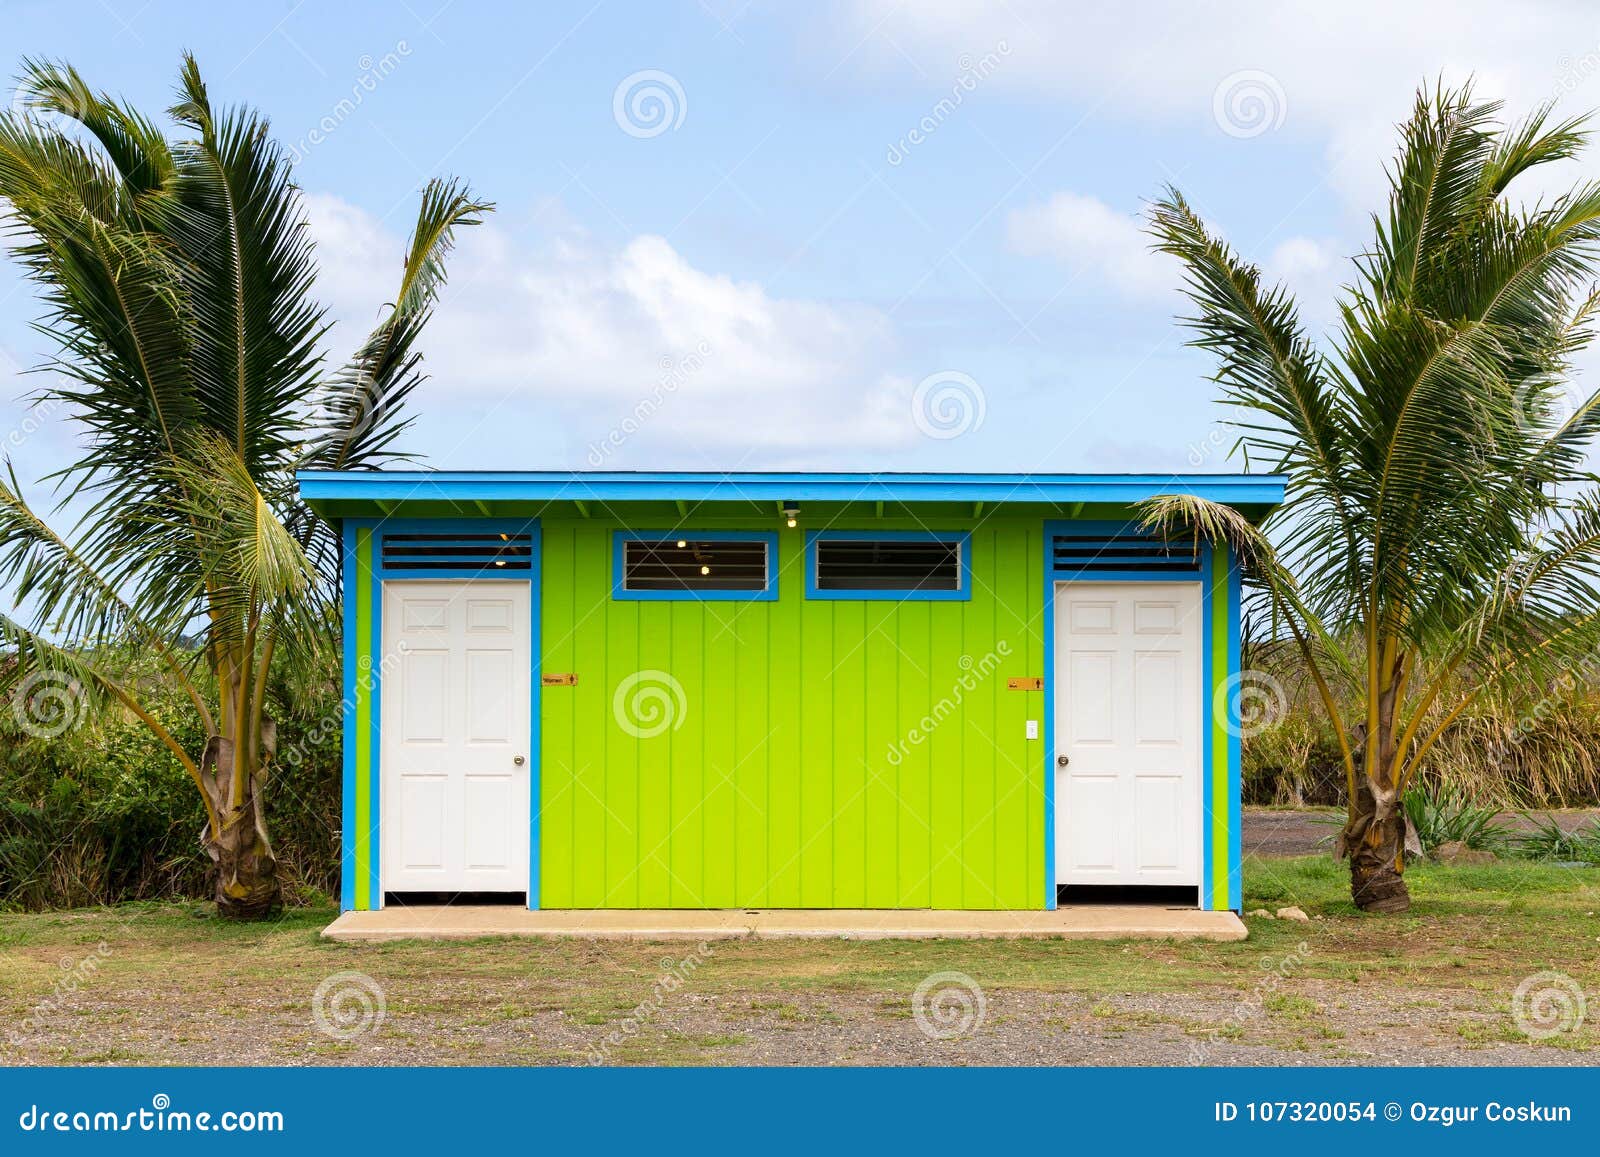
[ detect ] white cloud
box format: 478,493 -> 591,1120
827,0 -> 1598,213
1004,192 -> 1174,299
304,195 -> 920,466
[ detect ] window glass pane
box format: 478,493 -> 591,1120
623,539 -> 768,591
814,539 -> 961,591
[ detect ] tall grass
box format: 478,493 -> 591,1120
1243,649 -> 1600,808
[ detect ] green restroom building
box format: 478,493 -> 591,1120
297,470 -> 1284,914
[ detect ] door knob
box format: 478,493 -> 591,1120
513,755 -> 526,766
1057,755 -> 1070,767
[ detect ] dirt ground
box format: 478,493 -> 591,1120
2,830 -> 1598,1067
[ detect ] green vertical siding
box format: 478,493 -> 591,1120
352,527 -> 375,911
538,519 -> 1046,909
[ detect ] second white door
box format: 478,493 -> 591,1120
381,580 -> 531,895
1055,582 -> 1202,887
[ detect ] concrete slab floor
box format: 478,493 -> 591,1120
322,906 -> 1248,943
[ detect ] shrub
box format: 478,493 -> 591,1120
0,651 -> 340,911
1401,782 -> 1510,854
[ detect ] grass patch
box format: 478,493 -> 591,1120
0,857 -> 1595,1065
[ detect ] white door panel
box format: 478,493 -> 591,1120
1055,582 -> 1201,886
382,581 -> 531,895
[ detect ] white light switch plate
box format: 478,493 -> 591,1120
1025,719 -> 1039,740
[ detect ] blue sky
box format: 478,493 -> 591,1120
3,1 -> 1596,485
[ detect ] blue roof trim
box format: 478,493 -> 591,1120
296,470 -> 1287,508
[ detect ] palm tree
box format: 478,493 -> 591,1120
0,56 -> 489,918
1142,83 -> 1600,912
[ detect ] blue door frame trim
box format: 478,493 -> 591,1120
803,529 -> 973,601
344,516 -> 543,910
339,521 -> 359,912
1042,520 -> 1218,910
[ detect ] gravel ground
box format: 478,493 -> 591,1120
5,967 -> 1593,1067
1242,807 -> 1600,858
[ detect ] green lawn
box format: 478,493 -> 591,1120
1,857 -> 1595,1066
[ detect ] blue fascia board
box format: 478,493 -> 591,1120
296,470 -> 1287,509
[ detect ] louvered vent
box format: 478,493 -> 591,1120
381,532 -> 533,572
1049,531 -> 1199,575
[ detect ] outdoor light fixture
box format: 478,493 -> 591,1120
700,564 -> 711,576
677,539 -> 688,548
782,503 -> 800,527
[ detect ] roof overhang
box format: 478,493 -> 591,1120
296,470 -> 1286,522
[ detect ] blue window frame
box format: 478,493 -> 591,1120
612,530 -> 780,601
804,530 -> 972,601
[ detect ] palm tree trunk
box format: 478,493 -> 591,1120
1343,781 -> 1411,912
198,733 -> 280,919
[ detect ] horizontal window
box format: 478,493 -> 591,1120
806,532 -> 970,601
613,532 -> 778,601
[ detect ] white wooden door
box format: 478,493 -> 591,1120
1055,582 -> 1201,887
381,581 -> 531,895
